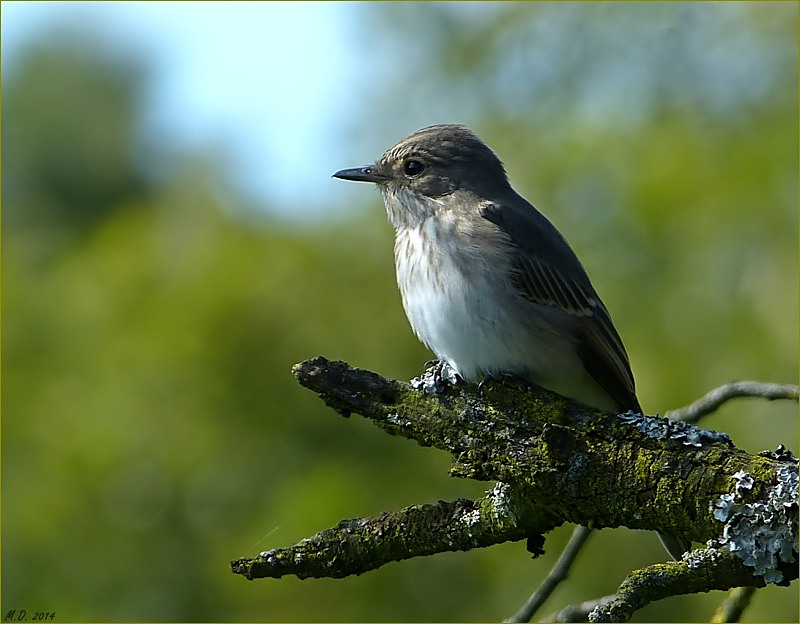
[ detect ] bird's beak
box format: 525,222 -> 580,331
332,166 -> 390,183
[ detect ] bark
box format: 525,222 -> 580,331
231,357 -> 798,618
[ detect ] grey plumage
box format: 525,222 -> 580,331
335,124 -> 639,413
334,124 -> 690,560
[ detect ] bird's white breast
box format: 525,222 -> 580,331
392,214 -> 616,411
394,216 -> 563,382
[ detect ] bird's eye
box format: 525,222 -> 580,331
403,160 -> 424,176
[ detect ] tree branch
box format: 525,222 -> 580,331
547,595 -> 614,622
665,380 -> 798,423
589,549 -> 767,622
231,356 -> 798,618
506,525 -> 593,622
232,485 -> 559,581
710,586 -> 757,623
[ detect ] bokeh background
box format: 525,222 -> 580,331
2,2 -> 797,621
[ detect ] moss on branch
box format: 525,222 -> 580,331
231,356 -> 797,597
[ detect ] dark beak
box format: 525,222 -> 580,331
332,166 -> 389,183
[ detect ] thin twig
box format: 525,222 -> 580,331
506,526 -> 593,622
546,595 -> 615,622
710,586 -> 757,623
665,381 -> 798,423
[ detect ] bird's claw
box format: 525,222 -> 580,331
411,360 -> 460,394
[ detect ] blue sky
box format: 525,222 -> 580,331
3,2 -> 793,219
1,1 -> 367,215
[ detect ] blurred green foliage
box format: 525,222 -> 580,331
3,3 -> 797,622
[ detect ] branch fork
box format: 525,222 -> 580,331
231,356 -> 798,621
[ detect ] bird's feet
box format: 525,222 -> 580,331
411,360 -> 461,394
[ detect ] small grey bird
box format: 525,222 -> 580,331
334,124 -> 689,560
334,123 -> 639,414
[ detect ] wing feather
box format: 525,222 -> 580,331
480,199 -> 641,413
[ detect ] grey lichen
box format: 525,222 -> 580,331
460,507 -> 482,528
618,411 -> 733,447
759,444 -> 798,464
709,465 -> 798,583
386,412 -> 412,427
681,544 -> 726,568
487,481 -> 518,523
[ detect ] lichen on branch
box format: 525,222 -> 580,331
231,356 -> 798,597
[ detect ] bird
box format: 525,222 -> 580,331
333,124 -> 687,558
333,123 -> 639,414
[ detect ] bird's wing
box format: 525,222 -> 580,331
479,199 -> 641,413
